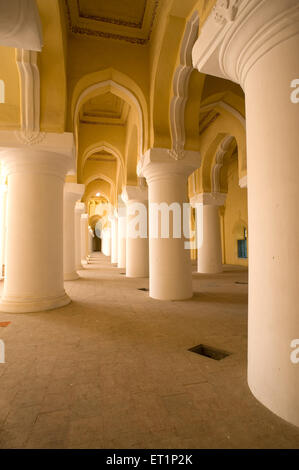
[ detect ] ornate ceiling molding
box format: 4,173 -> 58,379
64,0 -> 159,45
76,0 -> 146,29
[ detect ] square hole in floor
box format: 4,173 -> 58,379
188,344 -> 230,361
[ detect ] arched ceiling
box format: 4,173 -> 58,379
79,92 -> 130,126
0,0 -> 248,212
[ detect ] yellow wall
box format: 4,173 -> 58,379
0,46 -> 20,130
222,157 -> 248,267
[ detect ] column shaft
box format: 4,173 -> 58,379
0,149 -> 71,312
63,184 -> 84,280
117,215 -> 126,269
192,0 -> 299,426
192,193 -> 226,274
80,214 -> 88,265
110,216 -> 118,264
122,184 -> 149,278
139,148 -> 200,300
245,34 -> 299,426
75,202 -> 85,270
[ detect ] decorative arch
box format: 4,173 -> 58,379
83,179 -> 112,204
84,173 -> 115,192
126,123 -> 138,185
170,10 -> 199,154
199,98 -> 247,179
211,135 -> 235,192
150,0 -> 202,148
71,68 -> 148,156
81,142 -> 124,176
89,214 -> 101,230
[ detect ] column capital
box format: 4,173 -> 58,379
64,183 -> 85,202
190,192 -> 227,207
0,132 -> 75,179
0,0 -> 42,51
75,202 -> 86,213
192,0 -> 299,88
121,185 -> 148,204
138,148 -> 201,183
239,175 -> 247,189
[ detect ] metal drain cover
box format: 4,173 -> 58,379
188,344 -> 230,361
138,288 -> 149,292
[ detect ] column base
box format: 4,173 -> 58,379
81,259 -> 88,266
0,292 -> 71,313
126,273 -> 149,279
64,272 -> 80,281
197,267 -> 223,274
149,288 -> 193,301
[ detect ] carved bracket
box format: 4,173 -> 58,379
213,0 -> 240,25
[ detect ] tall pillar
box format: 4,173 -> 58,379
193,0 -> 299,426
102,227 -> 111,257
191,193 -> 226,274
117,211 -> 127,270
63,183 -> 84,280
80,214 -> 88,266
138,148 -> 200,300
122,183 -> 149,278
88,226 -> 94,257
0,148 -> 72,313
0,183 -> 7,279
109,214 -> 118,264
74,202 -> 85,270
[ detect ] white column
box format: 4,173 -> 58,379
88,226 -> 94,256
139,148 -> 200,300
0,148 -> 72,313
117,211 -> 127,270
109,214 -> 118,264
63,183 -> 84,281
80,214 -> 88,266
74,202 -> 85,270
122,184 -> 149,278
193,0 -> 299,427
0,184 -> 7,280
101,227 -> 111,257
191,193 -> 226,274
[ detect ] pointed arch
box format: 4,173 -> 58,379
71,68 -> 148,158
170,10 -> 199,152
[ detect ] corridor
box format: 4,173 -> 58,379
0,254 -> 298,449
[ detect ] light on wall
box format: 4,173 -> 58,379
96,193 -> 101,197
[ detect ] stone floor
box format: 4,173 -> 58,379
0,253 -> 299,449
